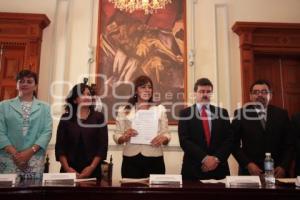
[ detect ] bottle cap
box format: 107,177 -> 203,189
265,152 -> 271,156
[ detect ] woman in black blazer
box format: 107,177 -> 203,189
55,83 -> 108,178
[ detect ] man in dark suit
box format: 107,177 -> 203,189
232,80 -> 293,178
291,113 -> 300,176
178,78 -> 233,180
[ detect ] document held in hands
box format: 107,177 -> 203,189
131,110 -> 158,145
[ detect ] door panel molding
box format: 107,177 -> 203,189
0,12 -> 50,100
232,22 -> 300,105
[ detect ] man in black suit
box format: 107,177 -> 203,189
291,113 -> 300,176
232,80 -> 293,178
178,78 -> 233,180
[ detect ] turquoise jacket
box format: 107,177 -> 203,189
0,97 -> 52,152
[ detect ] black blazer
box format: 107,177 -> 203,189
55,111 -> 108,167
232,104 -> 293,173
291,113 -> 300,176
178,104 -> 233,180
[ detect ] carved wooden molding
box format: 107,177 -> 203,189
0,12 -> 50,39
0,12 -> 50,100
0,41 -> 26,47
233,22 -> 300,52
232,21 -> 300,103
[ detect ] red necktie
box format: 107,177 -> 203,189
201,106 -> 211,146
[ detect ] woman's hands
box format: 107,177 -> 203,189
5,145 -> 35,169
78,156 -> 101,179
119,129 -> 169,147
118,129 -> 138,144
65,166 -> 80,178
151,135 -> 169,147
13,148 -> 34,169
78,165 -> 95,179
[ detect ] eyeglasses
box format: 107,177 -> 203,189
251,90 -> 271,95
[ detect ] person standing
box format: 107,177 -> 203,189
0,70 -> 52,179
55,83 -> 108,178
232,80 -> 293,178
113,75 -> 171,178
178,78 -> 233,180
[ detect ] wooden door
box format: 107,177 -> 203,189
254,54 -> 300,116
233,22 -> 300,177
282,56 -> 300,115
0,44 -> 25,100
233,22 -> 300,117
0,12 -> 50,101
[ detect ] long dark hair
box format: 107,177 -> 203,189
65,83 -> 94,120
125,75 -> 154,110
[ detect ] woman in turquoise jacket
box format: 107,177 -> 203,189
0,70 -> 52,179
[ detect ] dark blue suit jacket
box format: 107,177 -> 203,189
178,104 -> 233,180
232,104 -> 293,174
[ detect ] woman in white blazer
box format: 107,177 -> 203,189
114,75 -> 171,178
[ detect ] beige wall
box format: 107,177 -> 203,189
1,0 -> 300,180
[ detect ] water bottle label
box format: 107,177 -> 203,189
264,162 -> 273,171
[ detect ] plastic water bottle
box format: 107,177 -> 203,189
264,152 -> 275,186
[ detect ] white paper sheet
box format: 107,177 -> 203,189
75,178 -> 97,182
225,176 -> 261,187
0,174 -> 17,185
120,178 -> 149,184
42,173 -> 76,186
150,174 -> 182,185
131,110 -> 158,145
276,178 -> 296,184
200,179 -> 226,184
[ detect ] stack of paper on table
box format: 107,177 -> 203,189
226,176 -> 261,187
276,178 -> 296,184
149,174 -> 182,185
120,178 -> 149,184
75,178 -> 97,182
0,174 -> 17,187
200,179 -> 226,184
43,173 -> 76,186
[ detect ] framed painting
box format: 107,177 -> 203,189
96,0 -> 187,124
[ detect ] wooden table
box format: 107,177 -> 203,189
0,179 -> 299,200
